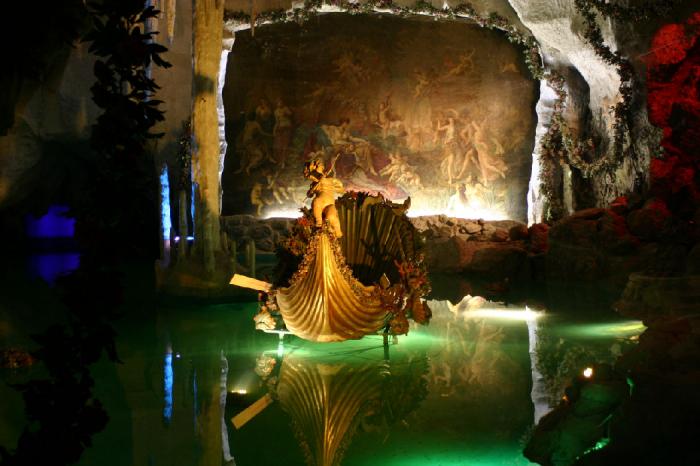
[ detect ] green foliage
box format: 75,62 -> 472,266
75,0 -> 172,259
85,0 -> 172,155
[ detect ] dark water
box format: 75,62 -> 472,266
0,280 -> 643,466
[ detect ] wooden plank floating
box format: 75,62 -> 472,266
229,274 -> 272,292
231,394 -> 274,429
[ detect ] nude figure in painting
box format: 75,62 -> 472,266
322,119 -> 378,177
273,100 -> 293,166
471,119 -> 507,185
454,121 -> 480,180
436,111 -> 459,184
377,96 -> 403,139
236,113 -> 273,175
304,159 -> 345,238
250,182 -> 269,216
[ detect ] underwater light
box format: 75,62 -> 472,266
163,353 -> 173,424
583,367 -> 593,378
231,388 -> 247,394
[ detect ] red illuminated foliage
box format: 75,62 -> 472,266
647,12 -> 700,214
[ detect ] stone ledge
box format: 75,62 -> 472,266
220,214 -> 534,278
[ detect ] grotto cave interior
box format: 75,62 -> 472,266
1,1 -> 700,465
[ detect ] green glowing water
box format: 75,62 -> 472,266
1,291 -> 643,466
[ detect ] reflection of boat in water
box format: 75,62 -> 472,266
238,346 -> 429,466
277,355 -> 386,466
232,190 -> 431,342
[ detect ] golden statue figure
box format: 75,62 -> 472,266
230,158 -> 431,342
304,158 -> 345,238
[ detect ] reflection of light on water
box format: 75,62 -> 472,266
559,321 -> 645,339
277,339 -> 285,357
464,307 -> 542,321
163,352 -> 173,424
527,309 -> 549,424
603,322 -> 646,335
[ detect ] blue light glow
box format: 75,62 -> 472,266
190,180 -> 196,232
29,253 -> 80,284
26,205 -> 75,238
163,352 -> 173,424
161,166 -> 172,239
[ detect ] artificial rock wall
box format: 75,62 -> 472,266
1,0 -> 694,227
0,0 -> 194,213
221,13 -> 538,221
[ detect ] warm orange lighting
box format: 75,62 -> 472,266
583,367 -> 593,378
264,209 -> 302,219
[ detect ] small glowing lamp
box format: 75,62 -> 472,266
583,367 -> 593,378
231,388 -> 247,394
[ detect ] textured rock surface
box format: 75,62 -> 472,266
412,215 -> 533,277
0,6 -> 194,210
546,208 -> 639,287
545,196 -> 699,292
221,214 -> 535,278
508,0 -> 659,212
220,215 -> 294,253
616,273 -> 700,323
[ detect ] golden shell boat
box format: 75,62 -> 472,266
231,165 -> 430,342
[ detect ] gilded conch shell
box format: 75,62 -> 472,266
276,230 -> 388,342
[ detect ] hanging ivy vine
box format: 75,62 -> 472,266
567,0 -> 676,170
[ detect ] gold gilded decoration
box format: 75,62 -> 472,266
276,228 -> 387,342
304,158 -> 345,238
231,163 -> 432,341
276,355 -> 385,466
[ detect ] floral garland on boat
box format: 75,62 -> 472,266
258,194 -> 431,336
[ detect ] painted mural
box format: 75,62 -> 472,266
221,14 -> 537,220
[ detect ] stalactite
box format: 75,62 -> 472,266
165,0 -> 177,45
192,0 -> 225,273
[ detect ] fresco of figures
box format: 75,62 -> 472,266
221,14 -> 537,221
